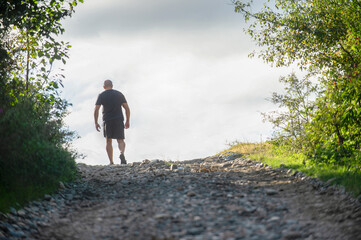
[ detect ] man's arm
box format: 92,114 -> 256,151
122,102 -> 130,129
94,105 -> 101,132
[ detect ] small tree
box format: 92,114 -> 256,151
262,73 -> 317,151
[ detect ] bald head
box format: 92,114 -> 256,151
103,80 -> 113,89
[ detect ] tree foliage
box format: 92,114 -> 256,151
234,0 -> 361,165
0,0 -> 83,211
0,0 -> 83,109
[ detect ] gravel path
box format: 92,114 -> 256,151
1,155 -> 361,240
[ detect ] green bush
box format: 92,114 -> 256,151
0,99 -> 77,212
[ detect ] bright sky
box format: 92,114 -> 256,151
59,0 -> 293,165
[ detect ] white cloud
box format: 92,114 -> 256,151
64,0 -> 245,37
59,0 -> 291,164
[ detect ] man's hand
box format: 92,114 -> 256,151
94,105 -> 101,132
95,123 -> 101,132
122,103 -> 130,130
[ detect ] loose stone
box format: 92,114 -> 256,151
186,191 -> 196,197
265,189 -> 278,195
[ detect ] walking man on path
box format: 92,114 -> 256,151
94,80 -> 130,165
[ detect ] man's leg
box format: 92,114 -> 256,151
117,139 -> 126,154
117,139 -> 126,164
106,138 -> 114,164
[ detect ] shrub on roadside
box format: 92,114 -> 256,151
0,99 -> 77,212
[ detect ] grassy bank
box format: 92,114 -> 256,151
0,184 -> 58,212
0,163 -> 77,213
219,142 -> 361,198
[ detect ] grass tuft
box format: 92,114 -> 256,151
220,142 -> 361,198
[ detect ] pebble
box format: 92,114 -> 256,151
282,231 -> 303,240
17,209 -> 26,217
268,216 -> 281,222
222,163 -> 233,168
59,181 -> 66,190
44,194 -> 52,201
10,230 -> 26,238
265,189 -> 278,196
186,191 -> 196,197
154,214 -> 170,219
9,208 -> 17,215
170,164 -> 178,170
187,227 -> 204,235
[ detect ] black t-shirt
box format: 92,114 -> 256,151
95,89 -> 127,122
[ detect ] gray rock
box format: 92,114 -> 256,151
9,207 -> 17,215
9,230 -> 26,238
187,191 -> 196,197
64,194 -> 74,200
226,154 -> 243,161
141,159 -> 150,165
44,194 -> 52,201
121,180 -> 129,185
170,164 -> 178,170
59,181 -> 66,190
267,216 -> 280,222
187,227 -> 204,235
17,209 -> 27,217
118,210 -> 128,217
222,163 -> 233,168
282,231 -> 302,240
265,189 -> 278,196
154,213 -> 171,219
285,219 -> 298,225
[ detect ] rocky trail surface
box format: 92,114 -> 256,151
1,155 -> 361,240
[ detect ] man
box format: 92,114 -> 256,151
94,80 -> 130,165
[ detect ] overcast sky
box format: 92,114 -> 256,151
59,0 -> 293,165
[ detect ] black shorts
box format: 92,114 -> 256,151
103,118 -> 125,139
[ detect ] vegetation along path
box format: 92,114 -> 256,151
1,155 -> 361,240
